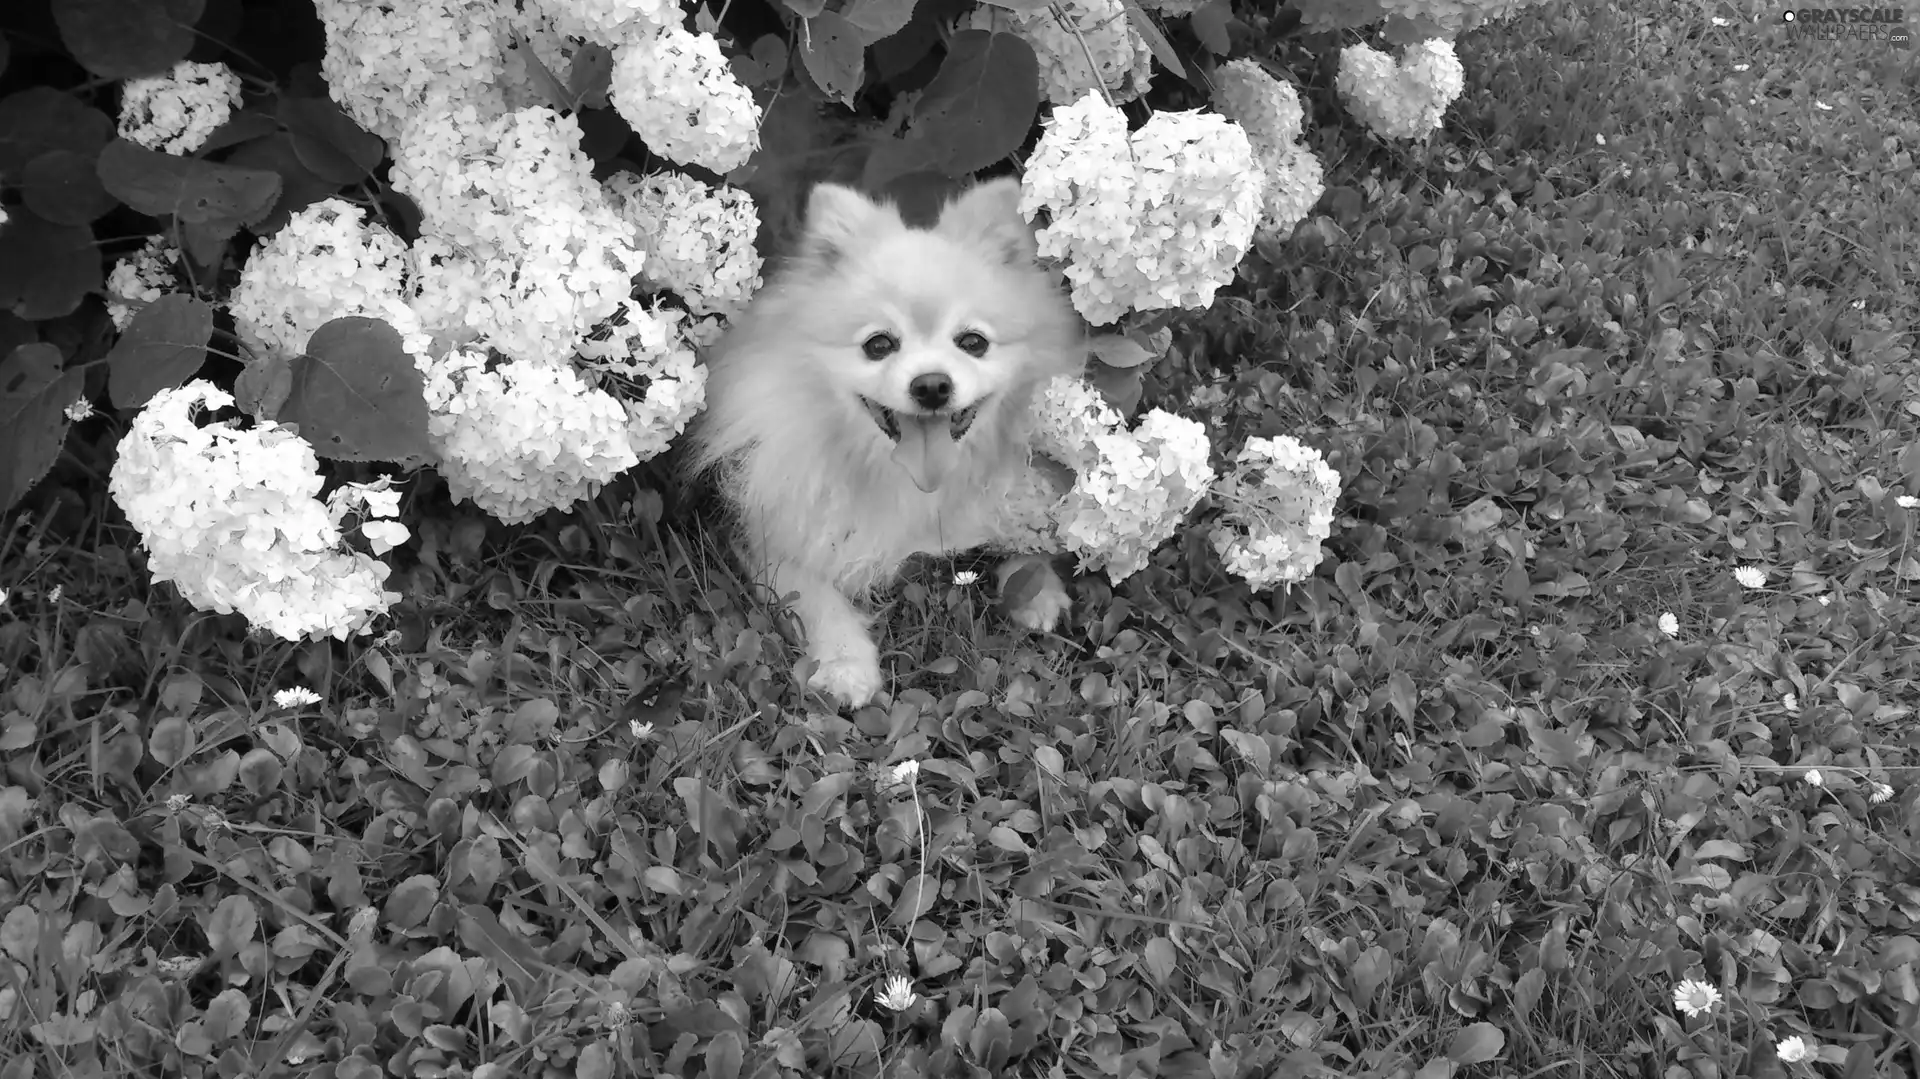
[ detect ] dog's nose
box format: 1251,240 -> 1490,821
909,372 -> 952,411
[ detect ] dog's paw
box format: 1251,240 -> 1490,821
807,653 -> 884,708
998,556 -> 1070,634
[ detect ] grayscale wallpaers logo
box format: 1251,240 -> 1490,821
1782,7 -> 1912,47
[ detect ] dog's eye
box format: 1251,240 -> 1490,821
954,332 -> 990,357
862,333 -> 899,361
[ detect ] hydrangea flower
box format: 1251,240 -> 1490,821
106,238 -> 183,331
392,106 -> 641,366
421,351 -> 641,524
1213,61 -> 1326,241
314,0 -> 510,141
117,61 -> 243,155
1029,376 -> 1214,580
604,171 -> 764,316
1336,38 -> 1466,141
1208,435 -> 1341,589
577,302 -> 710,462
1022,94 -> 1266,324
108,382 -> 404,642
966,0 -> 1156,104
533,0 -> 677,47
610,25 -> 761,175
227,198 -> 417,362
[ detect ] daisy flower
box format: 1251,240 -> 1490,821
1776,1035 -> 1813,1063
952,570 -> 981,586
1869,781 -> 1893,804
1803,768 -> 1823,788
874,974 -> 918,1011
1733,565 -> 1767,589
1657,612 -> 1679,638
1672,979 -> 1722,1017
274,686 -> 324,709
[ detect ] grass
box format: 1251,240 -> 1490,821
3,0 -> 1919,1077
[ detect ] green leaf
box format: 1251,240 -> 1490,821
1140,936 -> 1178,982
236,748 -> 284,796
844,0 -> 918,44
889,872 -> 939,926
1122,1 -> 1184,79
234,350 -> 293,422
730,35 -> 789,87
147,715 -> 196,767
780,0 -> 827,16
279,97 -> 385,185
705,1031 -> 744,1079
0,88 -> 113,184
0,211 -> 104,320
202,988 -> 250,1042
205,895 -> 257,958
54,0 -> 205,80
576,1041 -> 615,1079
384,874 -> 440,930
22,150 -> 117,225
868,31 -> 1038,184
567,44 -> 615,110
1191,0 -> 1233,54
106,293 -> 214,410
799,12 -> 865,108
1089,334 -> 1156,370
0,343 -> 86,515
96,139 -> 282,224
222,131 -> 342,237
1446,1023 -> 1504,1065
283,317 -> 436,467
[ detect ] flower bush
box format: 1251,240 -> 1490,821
5,3 -> 1916,1079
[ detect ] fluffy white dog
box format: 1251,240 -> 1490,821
687,178 -> 1083,706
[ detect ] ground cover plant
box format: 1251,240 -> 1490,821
2,0 -> 1919,1077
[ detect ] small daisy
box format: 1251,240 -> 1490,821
274,686 -> 323,709
952,570 -> 981,586
1672,979 -> 1722,1017
1733,565 -> 1767,589
1814,101 -> 1833,112
64,398 -> 95,422
874,974 -> 918,1011
1776,1035 -> 1813,1063
1897,495 -> 1918,509
1658,612 -> 1680,638
1596,133 -> 1607,146
1869,782 -> 1893,804
890,759 -> 920,787
1782,692 -> 1799,713
1803,768 -> 1823,788
1733,63 -> 1750,71
1711,15 -> 1731,26
630,720 -> 656,741
48,584 -> 63,604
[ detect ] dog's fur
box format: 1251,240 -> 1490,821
686,179 -> 1084,706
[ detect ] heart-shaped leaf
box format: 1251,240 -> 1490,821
282,317 -> 435,467
107,293 -> 214,410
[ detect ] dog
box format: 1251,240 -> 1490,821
686,178 -> 1084,707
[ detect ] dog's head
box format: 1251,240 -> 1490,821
780,178 -> 1081,493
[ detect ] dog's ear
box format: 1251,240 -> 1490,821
799,183 -> 897,265
936,177 -> 1038,267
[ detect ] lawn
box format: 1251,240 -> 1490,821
2,1 -> 1919,1078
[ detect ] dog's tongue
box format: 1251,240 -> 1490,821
892,415 -> 959,492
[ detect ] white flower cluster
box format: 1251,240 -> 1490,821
393,106 -> 641,366
1209,435 -> 1340,589
577,302 -> 709,461
1336,38 -> 1466,141
611,25 -> 761,175
1029,377 -> 1214,581
534,0 -> 677,47
605,171 -> 763,316
1297,0 -> 1550,40
117,61 -> 243,155
421,351 -> 640,525
109,382 -> 406,642
106,238 -> 182,330
966,0 -> 1156,105
1134,0 -> 1206,13
228,199 -> 416,361
1213,60 -> 1326,243
1022,94 -> 1266,325
314,0 -> 509,141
